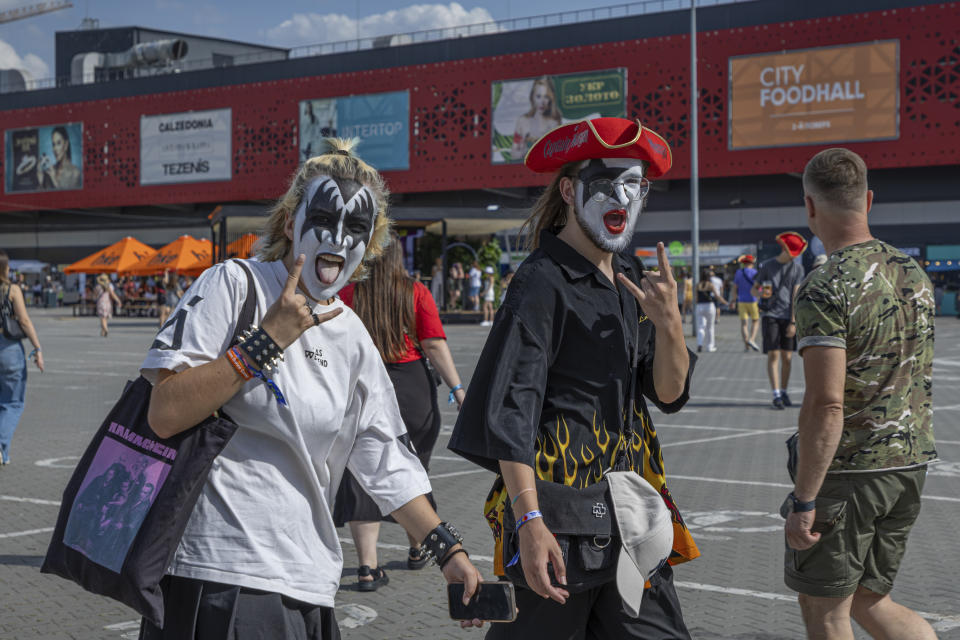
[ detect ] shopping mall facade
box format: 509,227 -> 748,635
0,0 -> 958,273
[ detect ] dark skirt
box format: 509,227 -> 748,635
139,575 -> 340,640
333,357 -> 440,524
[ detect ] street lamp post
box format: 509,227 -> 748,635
690,0 -> 700,338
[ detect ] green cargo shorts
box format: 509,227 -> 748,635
784,466 -> 926,598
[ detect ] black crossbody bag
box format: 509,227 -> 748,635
41,261 -> 257,627
502,293 -> 643,593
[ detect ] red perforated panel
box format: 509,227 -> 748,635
0,3 -> 956,213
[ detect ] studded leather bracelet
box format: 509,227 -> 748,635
418,521 -> 464,567
239,326 -> 284,372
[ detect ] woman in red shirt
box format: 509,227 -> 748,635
335,232 -> 466,591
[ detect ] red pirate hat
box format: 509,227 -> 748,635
524,117 -> 672,178
738,254 -> 756,264
776,232 -> 808,258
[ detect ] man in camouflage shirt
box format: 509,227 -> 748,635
784,148 -> 937,640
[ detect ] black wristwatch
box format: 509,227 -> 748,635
781,491 -> 816,516
419,521 -> 464,566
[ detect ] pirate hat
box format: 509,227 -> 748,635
738,254 -> 756,264
776,232 -> 808,258
524,117 -> 672,178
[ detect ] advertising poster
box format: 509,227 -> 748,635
299,90 -> 409,171
140,108 -> 232,185
490,68 -> 626,164
729,41 -> 899,150
4,122 -> 83,193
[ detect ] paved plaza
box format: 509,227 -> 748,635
1,308 -> 958,640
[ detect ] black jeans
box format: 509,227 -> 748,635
486,563 -> 691,640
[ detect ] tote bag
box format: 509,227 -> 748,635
41,261 -> 257,627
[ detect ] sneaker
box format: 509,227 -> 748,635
480,321 -> 492,327
781,392 -> 793,407
747,340 -> 760,352
357,565 -> 389,592
707,346 -> 718,352
772,396 -> 785,410
697,345 -> 702,353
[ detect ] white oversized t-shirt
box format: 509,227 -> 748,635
140,258 -> 432,607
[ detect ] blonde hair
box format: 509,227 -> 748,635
258,138 -> 392,281
520,161 -> 579,250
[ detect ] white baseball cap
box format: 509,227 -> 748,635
484,266 -> 495,274
606,471 -> 673,618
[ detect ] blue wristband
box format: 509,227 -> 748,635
506,510 -> 543,567
448,383 -> 463,405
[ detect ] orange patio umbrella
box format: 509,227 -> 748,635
226,233 -> 259,259
63,236 -> 157,274
126,235 -> 213,277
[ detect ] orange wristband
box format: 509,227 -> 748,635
226,346 -> 253,381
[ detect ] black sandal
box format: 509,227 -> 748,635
357,565 -> 389,592
407,546 -> 429,570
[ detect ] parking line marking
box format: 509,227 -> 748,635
663,428 -> 794,448
0,527 -> 54,539
1,495 -> 61,506
675,581 -> 960,630
656,424 -> 754,432
430,469 -> 488,479
669,474 -> 960,503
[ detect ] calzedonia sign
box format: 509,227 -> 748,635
728,41 -> 899,150
140,108 -> 232,185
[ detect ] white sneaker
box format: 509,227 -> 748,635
480,321 -> 492,327
708,346 -> 718,352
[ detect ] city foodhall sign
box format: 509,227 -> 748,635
728,41 -> 899,150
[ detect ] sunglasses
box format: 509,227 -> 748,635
585,176 -> 650,203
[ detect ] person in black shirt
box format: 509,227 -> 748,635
450,118 -> 699,639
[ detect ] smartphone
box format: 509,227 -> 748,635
448,581 -> 517,622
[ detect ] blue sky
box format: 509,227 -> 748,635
0,0 -> 630,82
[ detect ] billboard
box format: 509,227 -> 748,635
729,41 -> 899,150
140,108 -> 232,185
491,68 -> 627,164
299,91 -> 409,171
5,122 -> 83,193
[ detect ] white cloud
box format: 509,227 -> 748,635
0,38 -> 50,84
265,2 -> 497,48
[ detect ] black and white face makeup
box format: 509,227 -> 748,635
572,158 -> 649,253
292,174 -> 377,299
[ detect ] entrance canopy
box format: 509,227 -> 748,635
63,237 -> 157,274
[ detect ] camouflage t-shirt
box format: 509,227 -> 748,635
795,239 -> 937,472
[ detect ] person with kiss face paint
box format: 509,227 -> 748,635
451,118 -> 700,639
139,139 -> 483,640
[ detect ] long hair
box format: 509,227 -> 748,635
258,137 -> 391,282
520,160 -> 579,250
352,231 -> 416,363
524,77 -> 562,122
0,250 -> 9,284
52,126 -> 71,165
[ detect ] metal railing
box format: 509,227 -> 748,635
9,0 -> 751,94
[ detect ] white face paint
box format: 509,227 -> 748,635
292,174 -> 377,300
572,158 -> 648,254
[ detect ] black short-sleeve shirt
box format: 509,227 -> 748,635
449,231 -> 700,566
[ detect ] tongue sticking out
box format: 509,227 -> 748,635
603,209 -> 627,234
316,255 -> 343,285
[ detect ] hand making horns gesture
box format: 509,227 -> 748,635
261,254 -> 342,349
617,242 -> 682,329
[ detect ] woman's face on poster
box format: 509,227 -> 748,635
532,84 -> 551,113
52,131 -> 68,163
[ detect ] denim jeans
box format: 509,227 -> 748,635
0,335 -> 27,463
